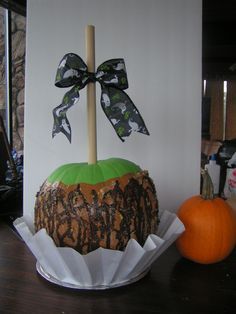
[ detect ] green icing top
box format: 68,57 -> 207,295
47,158 -> 141,185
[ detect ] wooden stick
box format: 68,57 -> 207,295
86,25 -> 97,164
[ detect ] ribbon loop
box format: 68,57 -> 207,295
52,53 -> 149,142
96,59 -> 128,90
55,53 -> 88,88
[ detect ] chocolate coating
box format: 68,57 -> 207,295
35,171 -> 159,254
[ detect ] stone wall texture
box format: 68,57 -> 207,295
0,8 -> 26,152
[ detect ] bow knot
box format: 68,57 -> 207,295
87,72 -> 97,84
52,53 -> 149,142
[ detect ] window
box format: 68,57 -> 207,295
0,1 -> 26,152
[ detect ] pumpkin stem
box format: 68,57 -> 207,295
201,168 -> 215,200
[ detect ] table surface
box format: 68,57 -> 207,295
0,219 -> 236,314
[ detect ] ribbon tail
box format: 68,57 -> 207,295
101,87 -> 149,141
52,85 -> 80,143
52,103 -> 72,142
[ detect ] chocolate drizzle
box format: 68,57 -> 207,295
35,171 -> 159,254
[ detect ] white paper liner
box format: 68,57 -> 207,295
13,210 -> 184,289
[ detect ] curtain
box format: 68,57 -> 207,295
206,80 -> 224,141
225,80 -> 236,140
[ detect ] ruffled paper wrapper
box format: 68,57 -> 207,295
13,210 -> 184,290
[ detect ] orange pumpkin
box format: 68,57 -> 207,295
176,169 -> 236,264
34,158 -> 159,254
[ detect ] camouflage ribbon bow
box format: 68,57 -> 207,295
52,53 -> 149,142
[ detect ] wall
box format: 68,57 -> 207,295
24,0 -> 202,218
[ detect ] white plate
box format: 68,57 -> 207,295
36,261 -> 150,290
